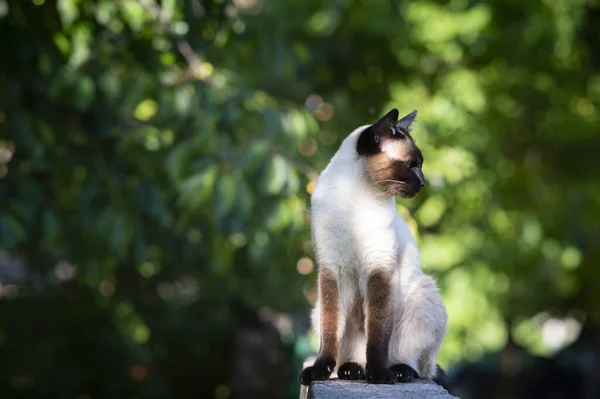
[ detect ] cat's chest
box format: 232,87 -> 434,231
312,200 -> 400,269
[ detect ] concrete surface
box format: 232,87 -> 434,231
301,379 -> 459,399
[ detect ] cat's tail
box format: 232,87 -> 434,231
432,364 -> 449,390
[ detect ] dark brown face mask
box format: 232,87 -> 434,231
356,109 -> 425,199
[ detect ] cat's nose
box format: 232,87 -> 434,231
419,181 -> 425,188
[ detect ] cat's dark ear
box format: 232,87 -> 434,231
396,109 -> 417,131
357,109 -> 418,156
376,108 -> 399,125
372,108 -> 399,137
357,109 -> 399,155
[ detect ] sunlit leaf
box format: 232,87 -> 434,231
0,0 -> 9,19
120,0 -> 147,33
69,24 -> 91,68
178,166 -> 218,208
262,155 -> 287,195
134,99 -> 158,121
57,0 -> 79,28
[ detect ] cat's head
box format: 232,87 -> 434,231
356,108 -> 425,199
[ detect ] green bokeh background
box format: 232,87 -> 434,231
1,0 -> 600,398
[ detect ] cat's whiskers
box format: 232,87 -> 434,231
376,179 -> 407,187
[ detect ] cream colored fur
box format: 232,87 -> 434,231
310,125 -> 447,378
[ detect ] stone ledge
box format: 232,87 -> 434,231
301,379 -> 458,399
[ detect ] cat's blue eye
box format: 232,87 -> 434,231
405,161 -> 417,169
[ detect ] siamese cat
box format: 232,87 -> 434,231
299,109 -> 447,386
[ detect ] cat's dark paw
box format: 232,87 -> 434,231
366,366 -> 396,384
432,364 -> 449,388
389,364 -> 418,383
337,362 -> 365,380
299,364 -> 334,386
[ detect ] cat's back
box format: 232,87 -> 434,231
310,157 -> 355,260
309,138 -> 365,266
310,130 -> 363,218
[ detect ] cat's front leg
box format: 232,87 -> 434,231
364,268 -> 396,384
299,267 -> 340,386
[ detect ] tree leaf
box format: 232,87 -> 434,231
178,166 -> 217,209
262,155 -> 287,195
215,174 -> 237,219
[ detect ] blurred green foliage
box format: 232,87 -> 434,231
1,0 -> 600,398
